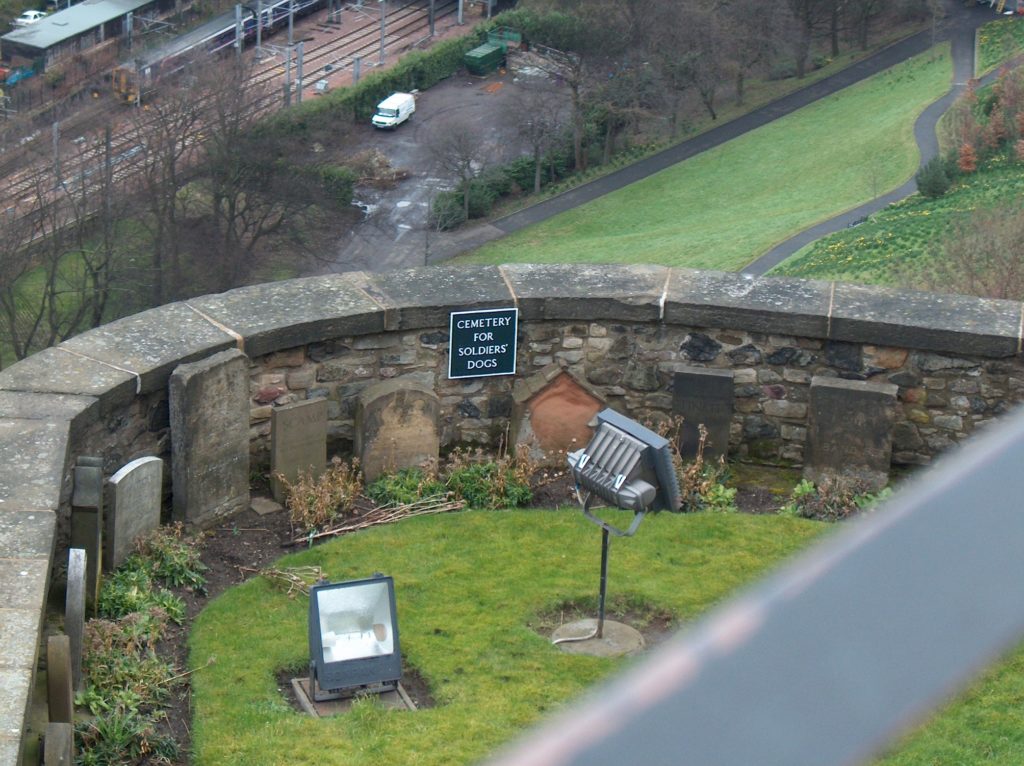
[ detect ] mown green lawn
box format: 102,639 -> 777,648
771,154 -> 1024,285
459,46 -> 951,273
189,509 -> 824,766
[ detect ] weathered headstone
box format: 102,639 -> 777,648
672,367 -> 734,460
46,635 -> 73,724
44,722 -> 73,765
70,456 -> 103,613
513,371 -> 604,463
107,456 -> 163,569
355,380 -> 440,483
804,376 -> 898,491
271,399 -> 328,503
170,349 -> 250,527
65,549 -> 86,692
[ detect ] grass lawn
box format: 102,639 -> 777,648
458,46 -> 951,273
770,154 -> 1024,285
189,509 -> 824,766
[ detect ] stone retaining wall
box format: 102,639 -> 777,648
1,264 -> 1022,764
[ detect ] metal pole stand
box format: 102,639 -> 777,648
597,526 -> 610,638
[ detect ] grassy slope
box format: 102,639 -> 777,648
771,155 -> 1024,284
459,47 -> 951,273
978,16 -> 1024,75
189,510 -> 823,766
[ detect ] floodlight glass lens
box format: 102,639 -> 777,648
317,581 -> 394,662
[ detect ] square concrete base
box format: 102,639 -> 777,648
290,677 -> 416,717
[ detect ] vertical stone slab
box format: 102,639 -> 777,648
672,367 -> 735,459
46,635 -> 73,724
65,549 -> 85,693
44,722 -> 73,765
170,349 -> 250,527
355,380 -> 440,484
107,457 -> 163,569
70,456 -> 103,613
271,399 -> 328,503
804,376 -> 899,491
512,371 -> 604,463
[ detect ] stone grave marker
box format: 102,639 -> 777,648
46,635 -> 73,724
672,367 -> 735,460
271,398 -> 328,503
355,380 -> 440,483
65,549 -> 86,692
512,370 -> 604,463
44,722 -> 73,765
170,349 -> 250,527
805,376 -> 898,491
70,456 -> 103,613
107,456 -> 163,570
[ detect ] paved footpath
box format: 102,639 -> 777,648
430,1 -> 998,269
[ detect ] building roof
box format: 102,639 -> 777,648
2,0 -> 154,52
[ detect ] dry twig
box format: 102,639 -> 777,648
290,494 -> 464,545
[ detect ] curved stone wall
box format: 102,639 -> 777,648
1,263 -> 1023,764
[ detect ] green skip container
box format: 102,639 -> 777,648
464,42 -> 505,75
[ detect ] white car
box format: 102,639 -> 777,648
12,10 -> 47,27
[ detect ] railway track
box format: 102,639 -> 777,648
0,0 -> 460,227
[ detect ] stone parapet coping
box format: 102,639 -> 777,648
0,265 -> 1019,765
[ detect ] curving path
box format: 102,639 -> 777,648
742,3 -> 1004,277
429,1 -> 999,269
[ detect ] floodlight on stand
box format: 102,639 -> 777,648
308,574 -> 401,702
558,409 -> 681,644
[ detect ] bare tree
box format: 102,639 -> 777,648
426,117 -> 491,221
786,0 -> 833,78
505,79 -> 567,194
658,8 -> 728,121
198,59 -> 318,291
918,203 -> 1024,301
721,0 -> 784,105
130,77 -> 205,303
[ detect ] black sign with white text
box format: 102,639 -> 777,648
448,307 -> 518,379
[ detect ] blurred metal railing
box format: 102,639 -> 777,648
487,406 -> 1024,766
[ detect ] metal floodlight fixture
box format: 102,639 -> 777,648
308,574 -> 401,701
561,409 -> 682,642
568,408 -> 681,531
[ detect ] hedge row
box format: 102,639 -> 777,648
255,29 -> 489,138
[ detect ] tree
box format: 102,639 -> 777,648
130,78 -> 205,303
921,202 -> 1024,301
915,155 -> 950,199
721,0 -> 784,105
505,80 -> 566,194
199,59 -> 320,291
786,0 -> 833,78
426,117 -> 491,221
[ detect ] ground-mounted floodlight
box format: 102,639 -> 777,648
308,574 -> 401,701
559,409 -> 681,644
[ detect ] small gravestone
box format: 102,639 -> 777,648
44,722 -> 73,765
65,549 -> 86,692
107,457 -> 163,570
513,371 -> 604,463
672,367 -> 734,460
170,349 -> 250,527
805,376 -> 898,491
46,635 -> 73,724
355,380 -> 440,483
271,399 -> 328,503
70,456 -> 103,613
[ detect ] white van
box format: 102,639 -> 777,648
371,92 -> 416,129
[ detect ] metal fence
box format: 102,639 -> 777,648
487,406 -> 1024,766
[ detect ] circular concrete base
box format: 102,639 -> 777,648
551,619 -> 645,657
